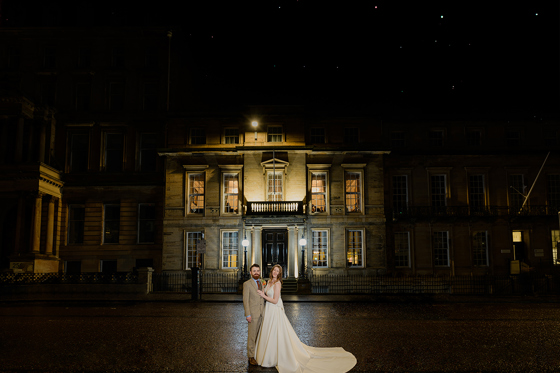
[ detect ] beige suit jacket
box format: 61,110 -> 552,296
243,278 -> 265,318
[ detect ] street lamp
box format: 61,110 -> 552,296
299,232 -> 307,279
242,231 -> 250,278
252,121 -> 258,141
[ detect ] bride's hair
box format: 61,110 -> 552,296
269,264 -> 283,286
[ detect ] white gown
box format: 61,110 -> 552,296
254,283 -> 357,373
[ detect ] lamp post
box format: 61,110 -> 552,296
252,121 -> 258,141
299,232 -> 307,279
242,231 -> 250,279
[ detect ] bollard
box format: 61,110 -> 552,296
191,267 -> 199,300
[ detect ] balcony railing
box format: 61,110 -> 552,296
390,205 -> 560,219
246,201 -> 304,215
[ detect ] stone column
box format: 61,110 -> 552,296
288,226 -> 297,277
30,193 -> 43,253
45,196 -> 56,255
252,226 -> 262,268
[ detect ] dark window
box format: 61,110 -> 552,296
104,204 -> 120,244
547,175 -> 560,210
466,130 -> 481,147
143,82 -> 158,110
145,46 -> 158,68
77,47 -> 91,68
506,130 -> 520,147
138,203 -> 156,243
104,133 -> 124,172
344,127 -> 359,143
101,260 -> 117,273
75,83 -> 91,111
8,47 -> 20,69
68,205 -> 85,244
109,82 -> 125,110
112,46 -> 125,68
139,133 -> 157,172
69,133 -> 89,172
43,47 -> 56,69
391,131 -> 405,147
310,128 -> 326,144
65,261 -> 81,273
429,130 -> 444,147
190,128 -> 206,144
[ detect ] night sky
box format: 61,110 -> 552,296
2,1 -> 559,115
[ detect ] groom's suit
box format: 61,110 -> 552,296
243,278 -> 266,359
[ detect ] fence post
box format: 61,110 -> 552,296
137,267 -> 154,294
192,267 -> 200,300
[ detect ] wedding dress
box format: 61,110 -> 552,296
254,283 -> 357,373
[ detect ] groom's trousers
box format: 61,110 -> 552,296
247,314 -> 263,358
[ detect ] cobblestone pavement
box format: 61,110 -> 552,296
1,300 -> 560,372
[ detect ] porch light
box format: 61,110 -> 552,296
242,234 -> 250,247
252,121 -> 258,141
299,233 -> 306,246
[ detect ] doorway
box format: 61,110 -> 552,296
262,229 -> 288,278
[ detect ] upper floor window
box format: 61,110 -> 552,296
75,82 -> 91,111
547,175 -> 560,211
466,130 -> 482,147
347,229 -> 364,268
394,232 -> 410,267
392,175 -> 408,213
508,174 -> 526,212
344,127 -> 359,143
472,231 -> 488,266
145,46 -> 158,68
543,128 -> 558,148
77,47 -> 91,68
188,173 -> 205,214
430,175 -> 447,207
43,47 -> 56,69
311,172 -> 327,213
223,173 -> 239,214
267,126 -> 283,142
345,171 -> 363,213
109,82 -> 124,110
391,131 -> 405,147
104,133 -> 124,172
190,128 -> 206,145
143,82 -> 158,111
103,204 -> 120,244
68,204 -> 85,244
221,231 -> 239,269
433,231 -> 449,266
429,130 -> 444,147
310,128 -> 326,144
224,128 -> 239,144
312,230 -> 328,268
111,46 -> 125,68
267,171 -> 283,201
69,133 -> 89,172
468,174 -> 486,212
506,130 -> 520,147
8,47 -> 20,69
138,203 -> 156,244
139,133 -> 157,172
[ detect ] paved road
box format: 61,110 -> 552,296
1,300 -> 560,372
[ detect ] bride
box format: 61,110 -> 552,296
255,264 -> 357,373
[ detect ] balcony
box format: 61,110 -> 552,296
245,201 -> 304,216
390,205 -> 560,220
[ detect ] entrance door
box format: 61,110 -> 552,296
262,229 -> 288,278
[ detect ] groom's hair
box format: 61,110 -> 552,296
249,264 -> 260,271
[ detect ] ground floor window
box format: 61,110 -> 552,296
222,231 -> 239,269
312,230 -> 328,268
472,231 -> 489,266
186,232 -> 203,269
433,231 -> 449,266
394,232 -> 410,267
347,229 -> 364,267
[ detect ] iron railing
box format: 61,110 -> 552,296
152,271 -> 241,293
311,273 -> 560,295
246,201 -> 304,215
390,205 -> 560,219
0,272 -> 138,285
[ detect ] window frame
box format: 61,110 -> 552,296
392,175 -> 409,214
223,127 -> 240,145
102,131 -> 125,173
467,173 -> 487,212
508,173 -> 526,213
109,81 -> 125,111
266,170 -> 284,202
185,231 -> 204,270
67,204 -> 85,245
433,231 -> 450,267
311,229 -> 329,268
186,172 -> 206,215
222,171 -> 241,214
309,170 -> 329,214
310,127 -> 326,144
267,125 -> 283,143
190,128 -> 207,145
551,230 -> 560,265
68,131 -> 90,173
346,228 -> 365,268
344,127 -> 359,144
472,231 -> 489,266
138,132 -> 158,172
221,230 -> 240,270
429,129 -> 445,147
138,203 -> 156,244
103,203 -> 120,244
343,167 -> 365,214
394,231 -> 411,268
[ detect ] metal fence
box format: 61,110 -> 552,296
0,272 -> 138,285
152,271 -> 242,293
311,273 -> 560,295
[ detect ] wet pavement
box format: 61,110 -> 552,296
1,300 -> 560,372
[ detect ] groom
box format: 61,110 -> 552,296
243,264 -> 265,366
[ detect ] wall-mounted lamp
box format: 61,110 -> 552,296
252,121 -> 258,141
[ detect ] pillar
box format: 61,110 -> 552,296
45,196 -> 56,255
252,226 -> 262,268
288,226 -> 297,277
30,193 -> 43,253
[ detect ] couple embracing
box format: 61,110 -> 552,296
243,263 -> 357,373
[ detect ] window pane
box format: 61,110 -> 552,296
267,126 -> 282,142
469,175 -> 485,212
222,231 -> 238,268
312,230 -> 328,267
547,175 -> 560,210
140,133 -> 157,172
310,128 -> 325,144
187,232 -> 203,269
68,205 -> 85,244
138,204 -> 155,243
347,230 -> 363,267
345,172 -> 361,213
104,204 -> 120,244
509,174 -> 525,212
433,231 -> 449,266
311,172 -> 327,213
431,175 -> 447,207
223,174 -> 239,213
552,230 -> 560,265
267,172 -> 282,201
392,175 -> 408,213
189,174 -> 205,213
345,127 -> 359,143
191,128 -> 206,144
70,134 -> 89,172
105,133 -> 124,172
224,128 -> 239,144
472,231 -> 488,266
394,232 -> 410,267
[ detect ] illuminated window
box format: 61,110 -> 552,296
468,175 -> 485,212
188,173 -> 205,214
267,171 -> 283,201
551,230 -> 560,265
103,204 -> 120,244
347,230 -> 363,267
394,232 -> 410,267
345,171 -> 362,213
472,231 -> 488,266
430,175 -> 447,207
433,231 -> 449,266
312,230 -> 328,268
392,175 -> 408,214
69,133 -> 89,172
222,231 -> 239,269
186,232 -> 203,269
311,172 -> 327,213
223,173 -> 239,213
267,126 -> 283,142
138,203 -> 155,244
104,133 -> 124,172
68,205 -> 85,244
224,128 -> 239,144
